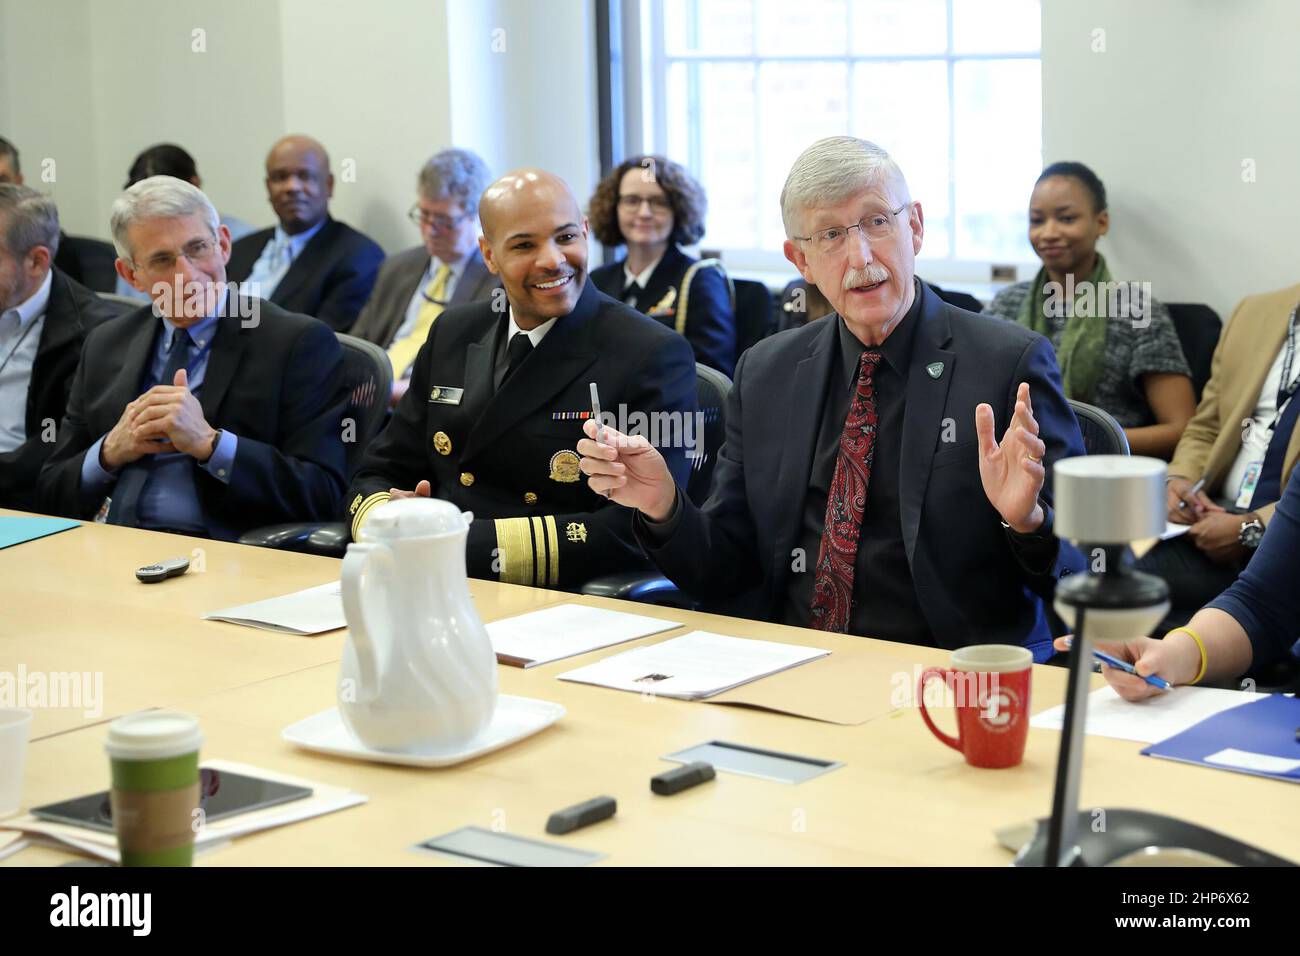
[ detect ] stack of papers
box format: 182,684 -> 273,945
1031,685 -> 1262,744
0,759 -> 365,864
557,630 -> 830,700
203,581 -> 344,635
487,604 -> 681,668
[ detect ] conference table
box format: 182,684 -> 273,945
3,512 -> 1297,866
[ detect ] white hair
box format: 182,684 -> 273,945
780,136 -> 911,237
110,175 -> 220,261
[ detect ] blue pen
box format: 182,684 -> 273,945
1092,650 -> 1172,690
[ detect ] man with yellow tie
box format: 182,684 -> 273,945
351,149 -> 499,404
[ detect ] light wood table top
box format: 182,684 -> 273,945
6,560 -> 1298,866
0,510 -> 567,740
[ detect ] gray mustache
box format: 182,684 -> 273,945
842,265 -> 890,290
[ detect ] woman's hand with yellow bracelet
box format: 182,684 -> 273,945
1052,633 -> 1203,701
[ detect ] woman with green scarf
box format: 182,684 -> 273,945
985,162 -> 1195,458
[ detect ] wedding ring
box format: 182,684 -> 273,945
1026,454 -> 1042,463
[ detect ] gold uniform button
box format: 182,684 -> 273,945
433,431 -> 452,456
460,472 -> 475,487
524,492 -> 538,505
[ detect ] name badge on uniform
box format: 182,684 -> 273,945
428,386 -> 464,405
1236,460 -> 1263,510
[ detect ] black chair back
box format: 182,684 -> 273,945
732,278 -> 775,362
924,280 -> 984,313
1165,303 -> 1223,402
1069,399 -> 1130,456
54,234 -> 118,292
336,332 -> 393,477
688,363 -> 732,505
777,277 -> 835,331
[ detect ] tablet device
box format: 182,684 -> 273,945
31,768 -> 312,833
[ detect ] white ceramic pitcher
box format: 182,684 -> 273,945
338,497 -> 498,754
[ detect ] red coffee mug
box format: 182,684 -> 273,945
917,644 -> 1032,769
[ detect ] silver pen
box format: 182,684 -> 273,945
1177,476 -> 1207,510
589,382 -> 604,444
589,382 -> 610,496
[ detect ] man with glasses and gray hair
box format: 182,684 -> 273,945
0,184 -> 126,510
38,176 -> 350,540
578,136 -> 1086,659
352,148 -> 499,405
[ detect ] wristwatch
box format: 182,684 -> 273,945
1238,516 -> 1264,550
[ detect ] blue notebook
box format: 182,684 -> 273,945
1142,693 -> 1300,783
0,516 -> 81,551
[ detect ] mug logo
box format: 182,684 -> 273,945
978,686 -> 1020,732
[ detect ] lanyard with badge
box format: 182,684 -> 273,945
0,312 -> 41,380
1236,305 -> 1300,508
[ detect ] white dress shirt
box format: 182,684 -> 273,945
0,270 -> 53,452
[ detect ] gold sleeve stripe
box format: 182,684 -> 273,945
351,492 -> 391,540
543,515 -> 560,587
494,517 -> 534,586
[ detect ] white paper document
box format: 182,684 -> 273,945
557,630 -> 830,700
203,581 -> 344,635
487,604 -> 682,667
1160,521 -> 1191,541
1031,685 -> 1264,744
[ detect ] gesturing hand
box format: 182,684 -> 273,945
577,419 -> 677,520
976,382 -> 1047,534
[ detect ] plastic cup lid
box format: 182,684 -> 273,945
105,711 -> 203,761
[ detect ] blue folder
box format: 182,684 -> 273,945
0,516 -> 80,551
1142,693 -> 1300,783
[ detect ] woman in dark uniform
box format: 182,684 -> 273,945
588,155 -> 737,376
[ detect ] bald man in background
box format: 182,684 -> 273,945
226,134 -> 383,331
345,168 -> 697,590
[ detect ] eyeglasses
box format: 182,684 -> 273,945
134,237 -> 220,273
618,194 -> 672,213
408,204 -> 473,232
793,204 -> 909,254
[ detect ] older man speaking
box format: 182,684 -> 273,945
579,137 -> 1085,658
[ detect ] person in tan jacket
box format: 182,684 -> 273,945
1137,282 -> 1300,629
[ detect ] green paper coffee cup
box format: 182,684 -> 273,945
104,711 -> 203,867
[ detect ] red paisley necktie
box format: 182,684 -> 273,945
810,350 -> 882,632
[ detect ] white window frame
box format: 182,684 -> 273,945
624,0 -> 1043,292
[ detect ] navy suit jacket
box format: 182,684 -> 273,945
37,299 -> 349,540
637,282 -> 1087,659
591,244 -> 737,376
226,217 -> 384,332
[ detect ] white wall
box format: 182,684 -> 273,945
1042,0 -> 1300,319
0,0 -> 100,236
446,0 -> 601,210
85,0 -> 285,241
0,0 -> 598,255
